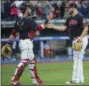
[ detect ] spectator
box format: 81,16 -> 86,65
60,1 -> 66,18
36,2 -> 43,19
51,3 -> 60,19
1,0 -> 89,20
10,5 -> 19,16
41,1 -> 52,19
30,1 -> 38,17
10,1 -> 25,20
1,1 -> 5,19
4,0 -> 10,18
78,0 -> 89,18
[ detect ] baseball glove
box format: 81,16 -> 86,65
1,44 -> 12,57
72,40 -> 82,51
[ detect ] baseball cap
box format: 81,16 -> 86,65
69,3 -> 78,9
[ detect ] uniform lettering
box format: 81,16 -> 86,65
69,20 -> 78,26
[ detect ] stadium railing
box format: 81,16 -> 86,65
1,19 -> 89,28
1,36 -> 89,58
1,36 -> 69,58
1,19 -> 89,57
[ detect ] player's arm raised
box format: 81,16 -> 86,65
52,24 -> 67,31
46,23 -> 67,31
38,12 -> 54,31
46,17 -> 69,31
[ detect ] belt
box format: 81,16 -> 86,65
20,37 -> 33,40
20,36 -> 29,39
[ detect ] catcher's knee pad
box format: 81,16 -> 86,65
20,58 -> 36,65
29,58 -> 37,70
17,62 -> 27,72
20,59 -> 30,64
30,58 -> 36,64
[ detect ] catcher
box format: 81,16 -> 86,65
8,2 -> 51,86
47,3 -> 88,84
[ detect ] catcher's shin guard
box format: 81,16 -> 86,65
11,59 -> 28,85
29,58 -> 43,85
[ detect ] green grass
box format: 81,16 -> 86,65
1,61 -> 89,85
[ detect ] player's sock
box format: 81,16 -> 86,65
11,62 -> 27,84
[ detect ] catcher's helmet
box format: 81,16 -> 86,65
19,1 -> 31,14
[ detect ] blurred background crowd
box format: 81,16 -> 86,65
1,0 -> 89,38
1,0 -> 89,20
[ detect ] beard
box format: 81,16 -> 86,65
28,9 -> 31,16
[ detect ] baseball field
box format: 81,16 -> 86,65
1,61 -> 89,85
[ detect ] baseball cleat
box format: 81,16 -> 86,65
10,81 -> 23,86
66,80 -> 80,84
33,78 -> 44,85
80,81 -> 84,83
66,80 -> 74,84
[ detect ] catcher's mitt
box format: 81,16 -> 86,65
1,44 -> 12,57
72,40 -> 82,51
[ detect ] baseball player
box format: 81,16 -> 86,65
47,3 -> 88,84
9,2 -> 47,86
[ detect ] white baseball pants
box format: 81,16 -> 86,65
19,39 -> 34,60
72,36 -> 88,83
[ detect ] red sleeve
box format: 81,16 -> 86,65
28,25 -> 44,39
28,31 -> 35,39
11,29 -> 16,37
36,25 -> 44,31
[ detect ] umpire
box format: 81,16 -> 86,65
47,3 -> 88,84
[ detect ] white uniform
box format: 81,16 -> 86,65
19,39 -> 34,60
72,36 -> 88,83
65,12 -> 88,84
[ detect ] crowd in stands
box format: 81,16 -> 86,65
1,0 -> 89,20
